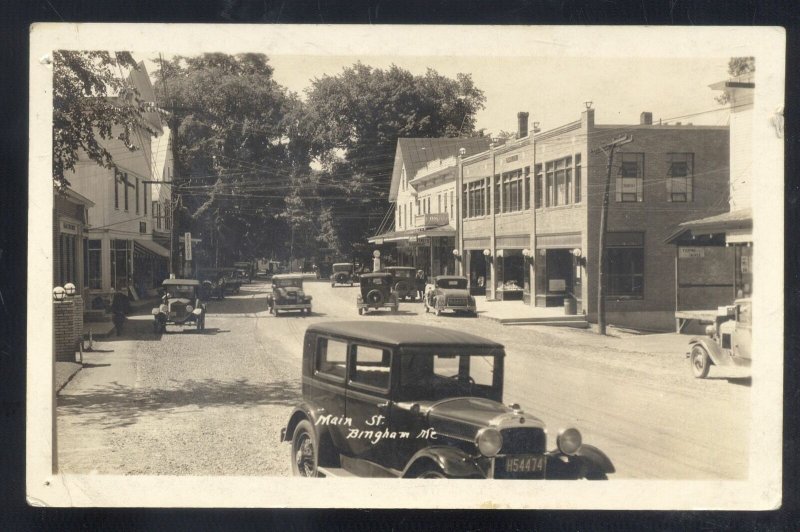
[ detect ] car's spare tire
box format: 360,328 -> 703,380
366,289 -> 384,306
335,273 -> 348,284
395,281 -> 410,295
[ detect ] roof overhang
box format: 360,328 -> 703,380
134,238 -> 170,258
665,209 -> 752,244
369,226 -> 456,244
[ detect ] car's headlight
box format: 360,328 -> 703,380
705,325 -> 715,337
160,304 -> 168,313
151,308 -> 160,315
469,296 -> 476,304
475,427 -> 503,457
186,305 -> 194,312
556,428 -> 582,456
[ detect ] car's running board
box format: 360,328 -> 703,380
316,466 -> 358,478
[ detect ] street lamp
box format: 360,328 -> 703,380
482,248 -> 492,257
53,286 -> 66,301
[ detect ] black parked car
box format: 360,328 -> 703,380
281,322 -> 614,479
330,263 -> 355,287
384,266 -> 417,301
356,272 -> 398,315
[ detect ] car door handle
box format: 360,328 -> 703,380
377,401 -> 392,413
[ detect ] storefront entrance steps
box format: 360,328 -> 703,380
475,296 -> 590,328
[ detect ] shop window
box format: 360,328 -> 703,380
667,153 -> 694,202
114,169 -> 121,209
534,164 -> 543,209
123,172 -> 130,211
616,153 -> 644,202
606,234 -> 644,298
574,154 -> 582,203
524,167 -> 531,210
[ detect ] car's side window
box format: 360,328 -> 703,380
350,345 -> 391,391
316,337 -> 348,380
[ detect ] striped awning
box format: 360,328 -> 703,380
368,226 -> 456,244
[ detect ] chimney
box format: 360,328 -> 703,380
640,112 -> 653,125
517,111 -> 529,138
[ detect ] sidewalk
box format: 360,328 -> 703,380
55,361 -> 82,393
474,296 -> 589,328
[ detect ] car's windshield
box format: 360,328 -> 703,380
437,278 -> 468,289
392,269 -> 413,278
398,352 -> 501,401
333,264 -> 352,272
167,286 -> 195,298
367,277 -> 387,286
274,278 -> 302,288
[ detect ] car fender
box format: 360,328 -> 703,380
402,446 -> 484,478
282,403 -> 327,442
688,337 -> 725,367
575,444 -> 615,474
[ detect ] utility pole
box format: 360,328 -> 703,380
594,134 -> 633,335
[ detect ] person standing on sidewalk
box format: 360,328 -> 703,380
415,269 -> 427,301
110,289 -> 129,336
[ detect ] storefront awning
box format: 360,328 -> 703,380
665,209 -> 752,244
368,226 -> 456,244
134,239 -> 170,258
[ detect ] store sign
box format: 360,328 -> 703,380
60,221 -> 78,234
741,255 -> 751,274
423,213 -> 450,227
679,247 -> 705,259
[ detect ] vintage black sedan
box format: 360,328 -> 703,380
267,274 -> 312,316
424,275 -> 477,316
330,263 -> 355,287
282,322 -> 614,479
356,272 -> 398,315
152,279 -> 206,333
384,266 -> 417,301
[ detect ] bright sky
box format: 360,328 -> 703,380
142,54 -> 731,137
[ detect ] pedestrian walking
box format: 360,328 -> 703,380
415,269 -> 427,300
110,289 -> 129,336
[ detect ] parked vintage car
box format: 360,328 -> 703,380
282,322 -> 614,479
687,298 -> 752,379
356,272 -> 399,315
384,266 -> 417,301
152,279 -> 206,333
222,269 -> 243,294
330,263 -> 355,287
267,274 -> 312,316
200,274 -> 226,301
424,275 -> 477,316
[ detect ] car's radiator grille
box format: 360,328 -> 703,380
171,303 -> 187,319
447,297 -> 469,307
499,427 -> 546,455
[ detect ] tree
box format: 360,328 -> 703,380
52,51 -> 156,190
303,63 -> 486,252
716,56 -> 755,105
153,53 -> 300,265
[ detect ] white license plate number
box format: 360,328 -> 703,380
504,455 -> 546,473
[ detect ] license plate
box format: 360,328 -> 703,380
504,454 -> 546,474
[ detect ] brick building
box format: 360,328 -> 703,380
457,108 -> 730,331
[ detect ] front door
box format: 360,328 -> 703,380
344,343 -> 396,475
309,336 -> 350,451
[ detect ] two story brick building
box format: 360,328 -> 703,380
455,108 -> 730,330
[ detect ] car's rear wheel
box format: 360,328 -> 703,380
690,344 -> 711,379
291,420 -> 319,477
358,307 -> 364,315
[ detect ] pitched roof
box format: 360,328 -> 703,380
389,137 -> 492,201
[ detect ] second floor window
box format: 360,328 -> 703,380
534,164 -> 543,209
616,152 -> 644,202
500,170 -> 524,213
123,172 -> 130,211
114,169 -> 121,209
135,178 -> 140,214
667,153 -> 694,202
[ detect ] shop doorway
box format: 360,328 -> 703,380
467,250 -> 487,295
534,248 -> 573,307
497,249 -> 524,301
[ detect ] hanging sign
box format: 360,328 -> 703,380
679,247 -> 705,259
184,232 -> 192,261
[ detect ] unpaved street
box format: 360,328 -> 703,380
58,279 -> 750,479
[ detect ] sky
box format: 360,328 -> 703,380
141,54 -> 732,138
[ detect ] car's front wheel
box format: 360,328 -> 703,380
291,420 -> 319,477
690,344 -> 711,379
416,466 -> 449,479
